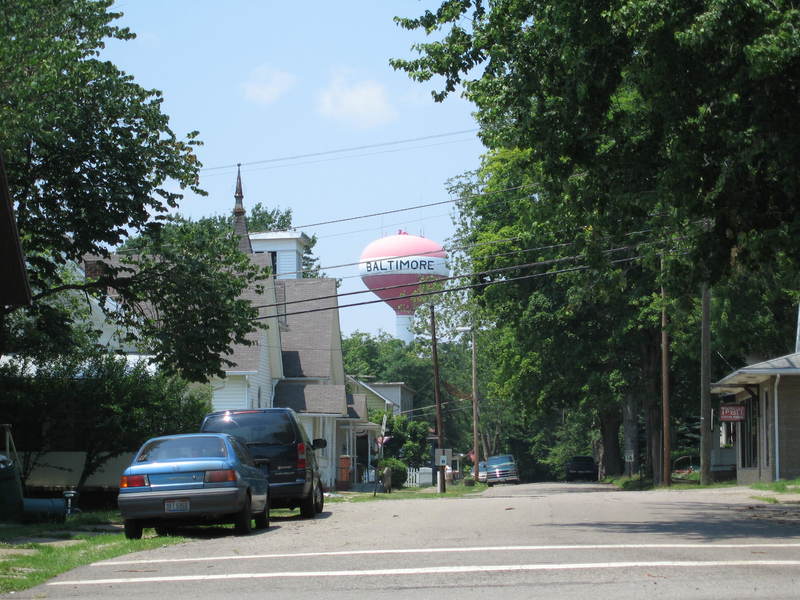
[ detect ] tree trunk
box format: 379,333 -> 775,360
622,393 -> 639,477
598,407 -> 623,477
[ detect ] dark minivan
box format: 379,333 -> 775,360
200,408 -> 327,518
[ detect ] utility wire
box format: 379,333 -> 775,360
198,129 -> 479,172
286,183 -> 535,231
257,256 -> 641,322
254,246 -> 633,311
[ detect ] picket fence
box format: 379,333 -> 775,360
405,467 -> 433,487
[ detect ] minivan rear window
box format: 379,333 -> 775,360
202,412 -> 295,446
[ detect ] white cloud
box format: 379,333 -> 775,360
317,73 -> 397,128
243,65 -> 296,105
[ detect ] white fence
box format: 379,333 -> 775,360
405,467 -> 433,487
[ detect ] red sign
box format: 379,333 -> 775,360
720,404 -> 746,422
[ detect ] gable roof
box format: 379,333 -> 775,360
711,352 -> 800,394
273,381 -> 346,415
276,278 -> 341,379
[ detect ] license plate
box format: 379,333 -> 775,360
164,499 -> 190,513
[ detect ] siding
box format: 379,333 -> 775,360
778,377 -> 800,479
277,250 -> 299,279
211,376 -> 249,411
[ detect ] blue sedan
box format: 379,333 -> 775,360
118,433 -> 269,539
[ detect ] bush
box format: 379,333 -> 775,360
378,457 -> 408,488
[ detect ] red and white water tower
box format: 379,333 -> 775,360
359,231 -> 448,343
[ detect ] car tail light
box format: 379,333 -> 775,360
120,474 -> 148,488
205,469 -> 237,483
296,442 -> 307,469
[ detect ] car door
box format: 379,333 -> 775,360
230,438 -> 268,511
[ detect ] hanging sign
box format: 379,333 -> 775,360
720,404 -> 746,421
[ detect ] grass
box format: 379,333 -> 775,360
603,474 -> 737,491
750,478 -> 800,494
328,481 -> 488,502
0,511 -> 185,594
751,495 -> 780,504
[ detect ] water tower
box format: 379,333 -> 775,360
359,231 -> 448,343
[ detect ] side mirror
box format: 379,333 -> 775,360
312,438 -> 327,450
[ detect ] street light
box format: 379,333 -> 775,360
457,326 -> 480,480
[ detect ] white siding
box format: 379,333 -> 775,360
277,250 -> 300,280
211,376 -> 249,411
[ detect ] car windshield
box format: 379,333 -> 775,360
137,436 -> 227,462
488,455 -> 514,466
203,411 -> 295,445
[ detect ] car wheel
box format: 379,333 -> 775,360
234,494 -> 252,535
313,479 -> 324,514
254,492 -> 270,530
487,482 -> 494,487
123,519 -> 143,540
300,479 -> 318,519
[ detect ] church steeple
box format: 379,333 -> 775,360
232,164 -> 253,254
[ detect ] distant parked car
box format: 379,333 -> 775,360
565,456 -> 598,481
118,433 -> 269,539
478,461 -> 488,483
200,408 -> 327,518
485,454 -> 520,486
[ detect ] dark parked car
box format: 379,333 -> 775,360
200,408 -> 326,518
118,433 -> 269,539
565,456 -> 598,481
485,454 -> 520,486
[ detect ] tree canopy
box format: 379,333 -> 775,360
0,0 -> 267,380
392,0 -> 800,479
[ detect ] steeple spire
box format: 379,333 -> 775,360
232,164 -> 253,254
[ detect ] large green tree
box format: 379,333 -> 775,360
0,0 -> 265,380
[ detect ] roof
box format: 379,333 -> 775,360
711,352 -> 800,394
346,393 -> 368,420
249,231 -> 311,244
277,278 -> 341,378
273,381 -> 346,415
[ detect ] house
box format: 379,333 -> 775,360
209,168 -> 381,489
711,352 -> 800,483
346,376 -> 416,416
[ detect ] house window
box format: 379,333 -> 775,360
740,395 -> 759,468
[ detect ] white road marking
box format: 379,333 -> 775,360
95,543 -> 800,566
52,560 -> 800,586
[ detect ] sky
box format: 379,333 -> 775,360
102,1 -> 485,338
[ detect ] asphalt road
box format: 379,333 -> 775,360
7,482 -> 800,599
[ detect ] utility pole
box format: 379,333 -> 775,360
661,276 -> 671,487
470,329 -> 479,480
700,283 -> 712,485
430,304 -> 445,493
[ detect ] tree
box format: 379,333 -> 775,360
0,0 -> 265,380
392,0 -> 800,285
0,347 -> 211,490
392,0 -> 800,480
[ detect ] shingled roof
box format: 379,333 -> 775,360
274,381 -> 347,415
276,278 -> 341,378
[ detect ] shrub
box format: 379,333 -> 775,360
378,457 -> 408,488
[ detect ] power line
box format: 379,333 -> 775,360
287,184 -> 535,231
254,247 -> 632,311
201,137 -> 477,179
198,129 -> 479,173
257,256 -> 642,322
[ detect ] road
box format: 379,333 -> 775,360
7,482 -> 800,599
